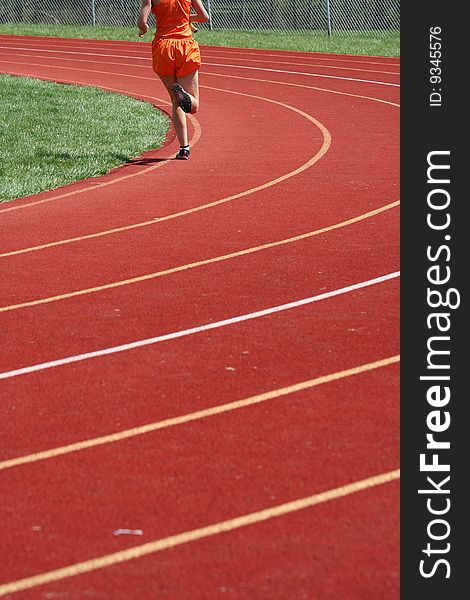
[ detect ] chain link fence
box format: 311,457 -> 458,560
0,0 -> 399,35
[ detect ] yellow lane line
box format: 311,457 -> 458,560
0,200 -> 399,313
0,468 -> 400,596
0,355 -> 400,471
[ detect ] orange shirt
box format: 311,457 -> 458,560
152,0 -> 192,39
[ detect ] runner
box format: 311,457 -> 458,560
138,0 -> 209,159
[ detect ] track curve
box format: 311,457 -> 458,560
0,35 -> 400,599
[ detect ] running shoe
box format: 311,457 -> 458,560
175,147 -> 190,160
171,83 -> 192,113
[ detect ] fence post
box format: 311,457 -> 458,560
206,0 -> 213,30
91,0 -> 96,26
325,0 -> 332,35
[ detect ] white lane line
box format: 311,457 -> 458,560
205,62 -> 400,87
0,272 -> 399,381
0,48 -> 399,77
0,45 -> 149,60
205,55 -> 399,75
0,45 -> 399,87
202,48 -> 400,67
0,37 -> 400,66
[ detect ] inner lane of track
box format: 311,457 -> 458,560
0,54 -> 398,311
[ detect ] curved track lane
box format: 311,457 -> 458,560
0,35 -> 400,599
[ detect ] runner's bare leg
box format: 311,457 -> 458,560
159,74 -> 188,146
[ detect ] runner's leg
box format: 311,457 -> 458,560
159,74 -> 188,147
176,69 -> 199,114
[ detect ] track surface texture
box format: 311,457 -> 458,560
0,35 -> 400,599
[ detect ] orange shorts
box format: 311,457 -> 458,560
152,38 -> 201,78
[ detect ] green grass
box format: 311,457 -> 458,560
0,23 -> 399,57
0,74 -> 170,203
200,27 -> 399,56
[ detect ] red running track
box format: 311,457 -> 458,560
0,35 -> 400,599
